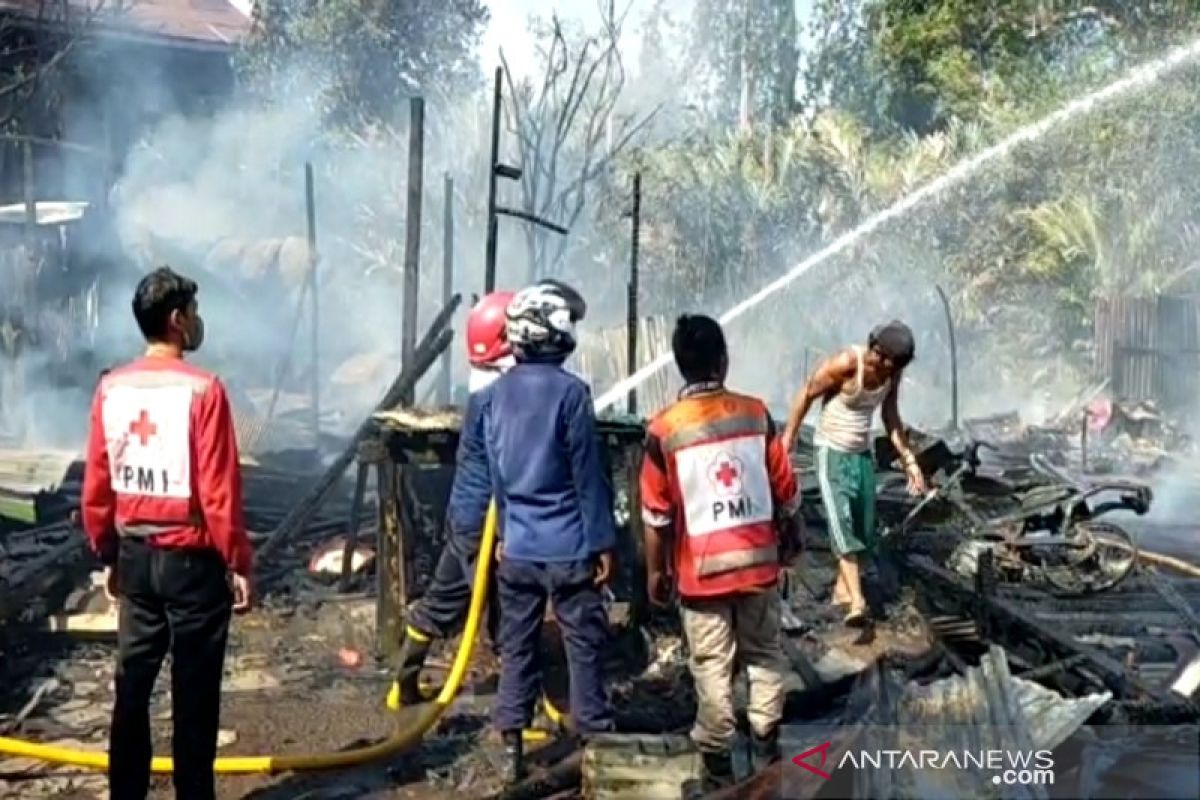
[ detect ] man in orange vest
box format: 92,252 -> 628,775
640,314 -> 801,791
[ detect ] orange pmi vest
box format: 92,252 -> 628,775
642,387 -> 796,598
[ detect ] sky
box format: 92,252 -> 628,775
481,0 -> 813,80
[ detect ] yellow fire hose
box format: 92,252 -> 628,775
0,504 -> 501,774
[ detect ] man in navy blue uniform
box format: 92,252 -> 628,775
388,291 -> 515,710
485,280 -> 617,782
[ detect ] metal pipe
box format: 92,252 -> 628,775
401,97 -> 426,404
627,172 -> 641,416
305,163 -> 320,454
934,285 -> 959,429
485,67 -> 502,292
440,173 -> 454,405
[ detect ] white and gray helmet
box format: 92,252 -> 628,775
505,279 -> 587,358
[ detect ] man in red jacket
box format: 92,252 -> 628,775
83,266 -> 253,800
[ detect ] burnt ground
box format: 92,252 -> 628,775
0,592 -> 512,800
0,547 -> 935,800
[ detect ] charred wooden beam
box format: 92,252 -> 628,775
0,529 -> 90,622
907,555 -> 1166,702
256,295 -> 461,558
439,172 -> 454,405
338,457 -> 372,593
624,442 -> 648,628
376,457 -> 403,658
306,162 -> 321,453
401,97 -> 426,404
493,749 -> 583,800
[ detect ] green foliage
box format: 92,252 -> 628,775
602,0 -> 1200,390
236,0 -> 489,127
687,0 -> 798,127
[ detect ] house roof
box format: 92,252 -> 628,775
0,0 -> 255,51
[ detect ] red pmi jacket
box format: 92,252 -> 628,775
640,385 -> 800,599
82,355 -> 253,576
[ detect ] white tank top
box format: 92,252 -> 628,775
814,346 -> 890,453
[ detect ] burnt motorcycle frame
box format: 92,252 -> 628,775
891,441 -> 1150,595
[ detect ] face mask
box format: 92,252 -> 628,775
182,315 -> 204,352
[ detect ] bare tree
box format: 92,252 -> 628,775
500,0 -> 658,280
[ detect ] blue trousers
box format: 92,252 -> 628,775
406,520 -> 496,641
494,558 -> 613,734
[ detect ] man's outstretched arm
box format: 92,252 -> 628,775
882,378 -> 926,493
781,350 -> 856,452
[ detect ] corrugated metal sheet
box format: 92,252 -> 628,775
574,315 -> 679,417
1094,294 -> 1200,408
900,646 -> 1111,750
1156,294 -> 1200,408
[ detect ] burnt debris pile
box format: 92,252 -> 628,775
2,368 -> 1200,799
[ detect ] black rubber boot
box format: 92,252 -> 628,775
391,630 -> 432,708
751,727 -> 780,771
701,750 -> 735,792
501,729 -> 525,784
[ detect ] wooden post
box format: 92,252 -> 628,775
484,67 -> 502,292
625,441 -> 648,628
1081,411 -> 1089,473
401,97 -> 426,404
23,141 -> 36,280
305,163 -> 320,453
339,457 -> 371,593
439,173 -> 454,405
935,285 -> 959,429
375,456 -> 405,658
627,172 -> 641,417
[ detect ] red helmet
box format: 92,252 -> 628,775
466,291 -> 515,366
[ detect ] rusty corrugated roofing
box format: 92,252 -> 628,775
0,0 -> 254,49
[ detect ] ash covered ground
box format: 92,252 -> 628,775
0,543 -> 933,800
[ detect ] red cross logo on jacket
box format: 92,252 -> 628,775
706,453 -> 744,497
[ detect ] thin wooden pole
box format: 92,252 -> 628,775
484,67 -> 502,292
305,163 -> 320,452
627,172 -> 641,416
439,173 -> 454,405
23,141 -> 36,267
401,97 -> 426,404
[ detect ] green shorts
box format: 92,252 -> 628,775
816,446 -> 877,557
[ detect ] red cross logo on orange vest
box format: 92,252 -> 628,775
129,410 -> 157,446
706,452 -> 744,497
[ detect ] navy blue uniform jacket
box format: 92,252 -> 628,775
446,384 -> 494,536
483,361 -> 617,562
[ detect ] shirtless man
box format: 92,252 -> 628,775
781,321 -> 926,625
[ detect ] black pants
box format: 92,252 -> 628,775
494,558 -> 613,733
406,522 -> 500,645
109,539 -> 232,800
